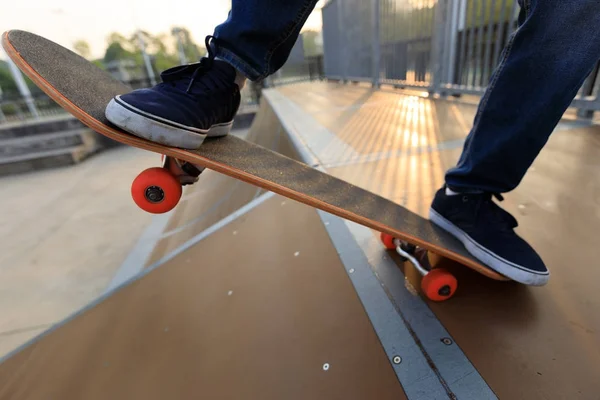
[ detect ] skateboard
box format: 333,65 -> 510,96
1,29 -> 510,301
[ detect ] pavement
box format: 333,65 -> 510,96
0,145 -> 157,356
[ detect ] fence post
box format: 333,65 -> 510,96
137,30 -> 157,86
336,0 -> 347,82
4,54 -> 39,119
444,0 -> 461,87
371,0 -> 381,87
429,0 -> 450,95
0,85 -> 5,122
576,63 -> 599,120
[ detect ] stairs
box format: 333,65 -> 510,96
0,115 -> 119,176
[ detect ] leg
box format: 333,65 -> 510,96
446,0 -> 600,193
212,0 -> 319,81
431,0 -> 600,285
105,0 -> 319,148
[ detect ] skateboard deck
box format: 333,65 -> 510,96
1,30 -> 510,299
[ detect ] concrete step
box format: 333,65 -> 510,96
0,115 -> 82,140
0,128 -> 102,176
0,129 -> 90,160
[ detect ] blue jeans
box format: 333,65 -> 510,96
212,0 -> 319,81
445,0 -> 600,193
213,0 -> 599,193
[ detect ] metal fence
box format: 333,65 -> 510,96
0,94 -> 64,124
0,28 -> 326,125
0,65 -> 324,126
322,0 -> 600,115
0,77 -> 266,125
267,55 -> 325,86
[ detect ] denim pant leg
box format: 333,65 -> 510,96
445,0 -> 600,194
211,0 -> 319,81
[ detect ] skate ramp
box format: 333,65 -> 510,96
144,97 -> 303,266
271,81 -> 600,399
0,196 -> 407,400
3,81 -> 598,399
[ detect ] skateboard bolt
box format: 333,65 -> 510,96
392,356 -> 402,364
145,186 -> 165,203
441,338 -> 453,346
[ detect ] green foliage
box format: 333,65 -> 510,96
465,0 -> 517,27
154,53 -> 180,72
73,40 -> 91,59
302,30 -> 322,56
0,60 -> 42,98
92,59 -> 105,69
104,42 -> 137,64
172,27 -> 206,62
0,63 -> 18,96
380,0 -> 517,41
96,27 -> 208,79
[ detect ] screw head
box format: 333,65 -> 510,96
392,356 -> 402,364
349,268 -> 355,274
322,363 -> 330,371
441,337 -> 453,345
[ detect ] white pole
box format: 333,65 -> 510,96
136,30 -> 157,86
2,47 -> 39,118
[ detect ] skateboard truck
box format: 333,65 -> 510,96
130,155 -> 205,214
380,233 -> 458,301
161,155 -> 205,186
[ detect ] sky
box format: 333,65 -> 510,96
0,0 -> 325,60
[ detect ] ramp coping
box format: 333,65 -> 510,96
264,87 -> 497,400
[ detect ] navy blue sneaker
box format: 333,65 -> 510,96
105,36 -> 240,149
429,186 -> 549,285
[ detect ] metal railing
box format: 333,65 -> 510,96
0,75 -> 268,125
322,0 -> 600,115
267,55 -> 325,86
0,94 -> 66,124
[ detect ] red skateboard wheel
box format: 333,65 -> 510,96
131,167 -> 182,214
421,269 -> 457,301
380,232 -> 396,250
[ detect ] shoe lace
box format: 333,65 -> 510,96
162,35 -> 230,96
471,192 -> 518,231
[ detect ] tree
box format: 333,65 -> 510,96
137,30 -> 178,72
104,41 -> 137,64
93,28 -> 207,81
172,26 -> 206,62
0,64 -> 18,97
302,30 -> 322,56
73,40 -> 91,59
0,60 -> 42,98
107,32 -> 136,52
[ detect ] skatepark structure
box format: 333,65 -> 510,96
1,80 -> 599,399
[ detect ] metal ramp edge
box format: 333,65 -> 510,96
263,85 -> 498,400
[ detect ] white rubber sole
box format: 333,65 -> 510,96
429,207 -> 549,286
105,96 -> 232,149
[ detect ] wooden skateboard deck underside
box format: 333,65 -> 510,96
1,29 -> 507,281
